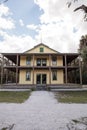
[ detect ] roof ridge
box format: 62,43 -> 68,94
23,43 -> 60,53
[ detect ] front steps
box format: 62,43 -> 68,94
36,84 -> 47,90
0,84 -> 82,90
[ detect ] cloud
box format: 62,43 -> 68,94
0,4 -> 15,30
26,24 -> 38,30
0,31 -> 35,53
35,22 -> 78,52
34,0 -> 87,52
0,17 -> 15,29
0,1 -> 87,53
0,4 -> 10,16
19,19 -> 24,26
0,4 -> 35,53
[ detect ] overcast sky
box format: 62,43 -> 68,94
0,0 -> 87,53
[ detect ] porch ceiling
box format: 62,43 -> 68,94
3,54 -> 17,63
2,53 -> 79,64
67,55 -> 78,63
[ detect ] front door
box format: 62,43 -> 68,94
36,74 -> 46,85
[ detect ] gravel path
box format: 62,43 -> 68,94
0,91 -> 87,130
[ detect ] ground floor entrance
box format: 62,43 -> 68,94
36,74 -> 47,85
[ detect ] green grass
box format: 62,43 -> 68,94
55,91 -> 87,103
0,91 -> 31,103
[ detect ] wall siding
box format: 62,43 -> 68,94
26,45 -> 57,54
19,69 -> 64,84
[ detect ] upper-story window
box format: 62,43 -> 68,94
37,58 -> 41,66
42,59 -> 47,66
37,58 -> 47,66
26,56 -> 31,65
40,47 -> 44,52
52,56 -> 57,66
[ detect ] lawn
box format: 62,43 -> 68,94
0,91 -> 31,103
55,91 -> 87,103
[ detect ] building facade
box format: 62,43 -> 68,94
1,43 -> 82,87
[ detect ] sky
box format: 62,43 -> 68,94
0,0 -> 87,53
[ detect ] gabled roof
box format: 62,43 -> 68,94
24,43 -> 60,54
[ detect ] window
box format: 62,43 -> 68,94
26,70 -> 31,81
52,56 -> 57,66
37,58 -> 47,66
40,47 -> 44,52
52,71 -> 57,80
37,58 -> 41,66
26,56 -> 31,65
42,58 -> 46,66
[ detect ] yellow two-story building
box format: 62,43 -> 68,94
19,43 -> 64,85
1,43 -> 81,88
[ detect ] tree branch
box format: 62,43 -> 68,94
74,5 -> 87,13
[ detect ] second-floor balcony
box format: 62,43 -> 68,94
2,53 -> 80,69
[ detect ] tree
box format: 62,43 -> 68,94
67,0 -> 87,21
82,47 -> 87,64
79,35 -> 87,52
79,35 -> 87,84
67,0 -> 78,8
74,5 -> 87,13
0,0 -> 8,4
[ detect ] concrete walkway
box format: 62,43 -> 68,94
0,91 -> 87,130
